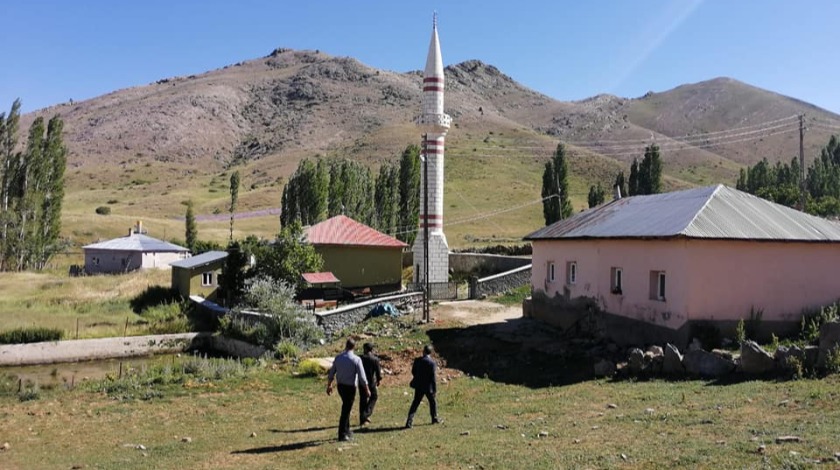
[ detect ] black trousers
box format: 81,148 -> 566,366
337,384 -> 356,439
407,388 -> 437,421
359,384 -> 378,424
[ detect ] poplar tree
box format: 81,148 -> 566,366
628,158 -> 639,196
229,171 -> 240,241
614,171 -> 627,198
374,162 -> 399,234
397,144 -> 420,244
0,100 -> 21,270
588,183 -> 606,208
541,143 -> 573,225
185,200 -> 198,252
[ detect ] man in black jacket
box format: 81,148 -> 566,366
359,342 -> 382,425
405,344 -> 441,428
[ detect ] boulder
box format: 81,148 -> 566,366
804,346 -> 819,370
593,359 -> 616,378
689,338 -> 704,351
662,343 -> 684,375
683,349 -> 736,378
646,345 -> 664,358
739,340 -> 775,375
627,348 -> 645,373
817,321 -> 840,369
775,345 -> 806,371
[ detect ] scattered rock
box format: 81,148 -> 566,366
757,445 -> 766,454
181,437 -> 192,443
776,435 -> 803,444
716,440 -> 726,445
71,465 -> 84,469
683,349 -> 736,378
817,322 -> 840,368
460,431 -> 470,436
607,403 -> 617,409
778,400 -> 789,407
662,343 -> 684,375
644,408 -> 655,415
573,439 -> 581,444
628,348 -> 645,373
620,453 -> 628,461
646,345 -> 664,357
1,442 -> 9,451
538,431 -> 548,438
250,432 -> 257,438
593,359 -> 616,378
136,444 -> 147,451
495,424 -> 507,430
739,340 -> 775,374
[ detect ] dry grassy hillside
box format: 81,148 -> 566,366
14,48 -> 840,254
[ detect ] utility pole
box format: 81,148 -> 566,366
799,114 -> 806,211
422,134 -> 430,323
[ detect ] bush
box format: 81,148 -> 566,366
274,340 -> 300,361
0,327 -> 64,344
95,206 -> 111,215
18,384 -> 40,402
800,303 -> 839,344
297,359 -> 327,377
825,347 -> 840,375
735,319 -> 746,344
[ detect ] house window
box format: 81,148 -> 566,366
92,257 -> 99,266
548,262 -> 555,282
202,272 -> 213,286
650,271 -> 666,301
611,267 -> 623,294
567,261 -> 577,285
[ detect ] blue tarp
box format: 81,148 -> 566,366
369,303 -> 400,317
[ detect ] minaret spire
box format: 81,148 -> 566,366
414,15 -> 452,286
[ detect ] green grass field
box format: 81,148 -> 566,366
1,317 -> 838,469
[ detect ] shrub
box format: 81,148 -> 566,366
18,384 -> 40,402
735,319 -> 746,344
274,340 -> 300,361
297,359 -> 327,377
0,327 -> 64,344
800,303 -> 839,344
782,355 -> 804,380
106,199 -> 119,204
825,346 -> 840,375
95,206 -> 111,215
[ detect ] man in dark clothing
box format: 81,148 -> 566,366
405,344 -> 441,428
327,338 -> 369,442
359,342 -> 382,425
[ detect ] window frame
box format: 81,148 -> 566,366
611,267 -> 623,295
657,271 -> 666,301
201,271 -> 214,287
548,262 -> 555,282
567,261 -> 577,285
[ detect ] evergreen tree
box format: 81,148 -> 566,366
374,162 -> 399,234
36,116 -> 66,269
0,100 -> 21,271
628,158 -> 639,196
614,171 -> 627,198
219,240 -> 248,306
185,200 -> 197,252
229,170 -> 240,241
645,144 -> 663,194
541,143 -> 573,225
397,144 -> 421,244
588,183 -> 606,208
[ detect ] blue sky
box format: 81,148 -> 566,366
2,1 -> 839,114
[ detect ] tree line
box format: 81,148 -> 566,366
0,100 -> 67,271
736,135 -> 840,216
280,144 -> 421,244
542,142 -> 663,225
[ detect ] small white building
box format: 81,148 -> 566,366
83,223 -> 190,274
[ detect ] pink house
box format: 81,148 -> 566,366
524,185 -> 840,345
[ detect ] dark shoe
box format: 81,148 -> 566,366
363,418 -> 372,425
404,421 -> 413,429
432,418 -> 442,424
338,436 -> 350,442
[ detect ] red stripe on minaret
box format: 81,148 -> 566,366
420,214 -> 443,220
423,86 -> 444,92
424,148 -> 443,155
423,77 -> 444,83
419,222 -> 443,228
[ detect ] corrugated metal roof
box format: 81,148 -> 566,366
306,215 -> 408,248
170,251 -> 228,269
301,272 -> 341,284
83,234 -> 190,252
525,185 -> 840,242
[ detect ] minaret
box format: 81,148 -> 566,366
413,14 -> 451,284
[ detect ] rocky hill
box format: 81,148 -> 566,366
15,48 -> 840,247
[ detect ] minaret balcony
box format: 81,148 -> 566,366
418,113 -> 452,129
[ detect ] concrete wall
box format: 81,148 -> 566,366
470,265 -> 531,299
85,250 -> 188,274
316,245 -> 403,290
0,333 -> 204,366
315,292 -> 423,338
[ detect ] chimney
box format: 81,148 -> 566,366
135,220 -> 143,235
613,185 -> 622,201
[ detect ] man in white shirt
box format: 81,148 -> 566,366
327,338 -> 370,441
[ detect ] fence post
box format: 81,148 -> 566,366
469,276 -> 478,300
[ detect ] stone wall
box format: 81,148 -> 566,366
469,265 -> 531,299
315,292 -> 424,338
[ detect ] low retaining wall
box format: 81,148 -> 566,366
0,333 -> 208,366
315,292 -> 424,338
450,253 -> 531,275
469,264 -> 532,299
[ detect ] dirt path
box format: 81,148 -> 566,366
431,300 -> 521,326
